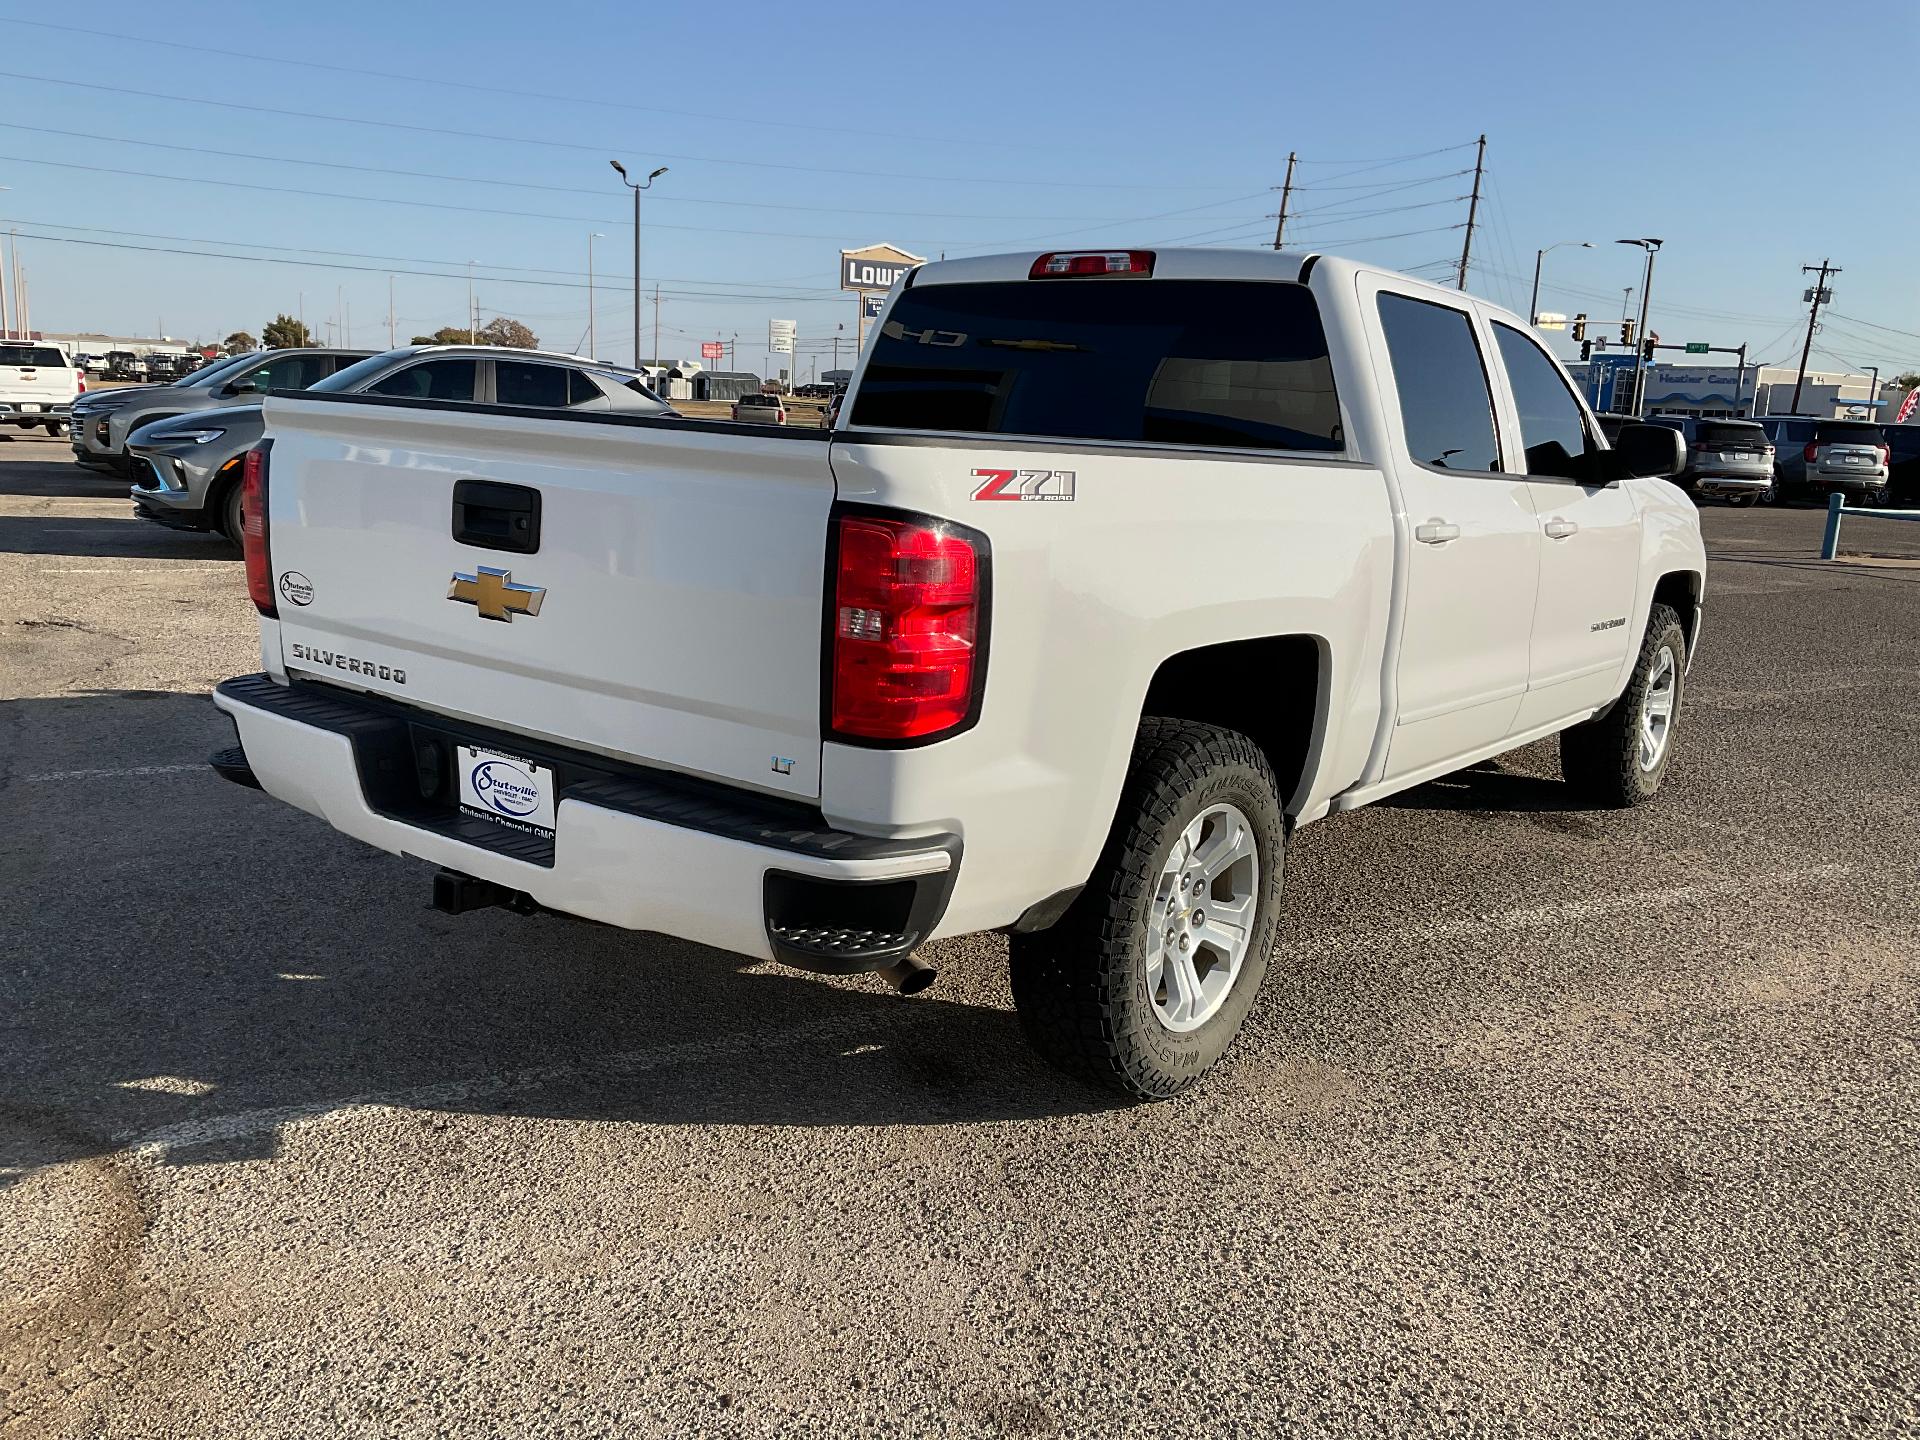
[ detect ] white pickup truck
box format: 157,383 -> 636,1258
213,248 -> 1702,1099
0,342 -> 82,434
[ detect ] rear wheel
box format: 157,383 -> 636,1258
43,420 -> 65,437
1009,718 -> 1285,1101
1561,603 -> 1686,807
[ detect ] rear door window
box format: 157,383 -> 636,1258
363,359 -> 478,401
850,279 -> 1343,452
1491,322 -> 1597,480
494,360 -> 571,409
1376,293 -> 1500,472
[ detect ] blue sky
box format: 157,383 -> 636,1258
3,0 -> 1917,381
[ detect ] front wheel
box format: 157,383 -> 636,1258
220,482 -> 246,549
1561,603 -> 1686,807
1009,718 -> 1285,1101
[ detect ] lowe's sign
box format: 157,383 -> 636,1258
840,245 -> 925,291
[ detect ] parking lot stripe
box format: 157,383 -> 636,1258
23,764 -> 206,782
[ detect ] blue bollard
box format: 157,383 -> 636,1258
1821,491 -> 1845,559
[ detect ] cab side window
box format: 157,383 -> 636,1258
1492,322 -> 1598,480
1376,293 -> 1501,472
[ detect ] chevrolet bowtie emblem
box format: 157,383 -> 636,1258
447,566 -> 546,622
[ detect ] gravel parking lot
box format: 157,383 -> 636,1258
3,429 -> 1916,1438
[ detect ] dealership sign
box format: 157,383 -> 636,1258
841,244 -> 924,292
701,340 -> 724,360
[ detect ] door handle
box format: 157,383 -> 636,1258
1414,521 -> 1461,545
1544,518 -> 1579,540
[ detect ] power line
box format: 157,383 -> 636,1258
0,216 -> 848,295
1825,311 -> 1920,343
1282,168 -> 1474,194
0,69 -> 1244,191
0,122 -> 1163,225
1287,223 -> 1466,249
0,153 -> 998,244
0,17 -> 1025,152
0,228 -> 856,305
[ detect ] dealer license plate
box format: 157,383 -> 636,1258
457,745 -> 557,836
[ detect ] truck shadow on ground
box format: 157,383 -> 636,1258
0,692 -> 1129,1188
1375,758 -> 1599,814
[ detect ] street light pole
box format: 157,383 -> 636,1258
1529,241 -> 1593,326
1615,238 -> 1663,417
586,232 -> 604,359
611,160 -> 668,369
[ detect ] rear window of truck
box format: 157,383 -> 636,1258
0,346 -> 67,367
851,280 -> 1343,452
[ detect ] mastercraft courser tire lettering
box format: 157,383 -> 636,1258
1560,603 -> 1687,807
1009,718 -> 1286,1101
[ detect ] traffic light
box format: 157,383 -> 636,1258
1571,313 -> 1587,342
1641,337 -> 1656,361
1580,341 -> 1593,361
1620,319 -> 1636,347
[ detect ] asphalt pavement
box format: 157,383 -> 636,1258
2,430 -> 1916,1438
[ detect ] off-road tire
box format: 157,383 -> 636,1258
1008,718 -> 1286,1101
1561,603 -> 1686,807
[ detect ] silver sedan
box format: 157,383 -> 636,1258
128,346 -> 676,544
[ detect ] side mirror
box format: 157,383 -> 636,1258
1610,422 -> 1686,480
221,379 -> 259,397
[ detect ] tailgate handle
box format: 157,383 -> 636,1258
452,480 -> 541,554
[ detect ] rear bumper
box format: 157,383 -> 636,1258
212,674 -> 959,970
1812,469 -> 1889,490
1,401 -> 70,422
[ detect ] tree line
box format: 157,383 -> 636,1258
223,316 -> 541,354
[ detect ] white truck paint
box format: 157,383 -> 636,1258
0,341 -> 81,433
215,248 -> 1705,1098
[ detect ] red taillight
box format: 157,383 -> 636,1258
1880,444 -> 1891,467
241,444 -> 275,616
1804,443 -> 1819,463
75,372 -> 86,393
829,512 -> 985,742
1030,250 -> 1155,279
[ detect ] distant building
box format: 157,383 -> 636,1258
1569,358 -> 1885,420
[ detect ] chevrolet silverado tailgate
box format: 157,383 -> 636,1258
258,394 -> 836,800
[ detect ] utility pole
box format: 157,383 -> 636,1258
1271,151 -> 1297,250
1734,343 -> 1749,416
652,282 -> 661,373
1455,134 -> 1486,290
388,275 -> 395,348
467,261 -> 476,344
1790,259 -> 1840,414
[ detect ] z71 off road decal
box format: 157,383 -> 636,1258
971,468 -> 1077,502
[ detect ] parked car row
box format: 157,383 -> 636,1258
116,345 -> 673,545
1597,411 -> 1908,507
